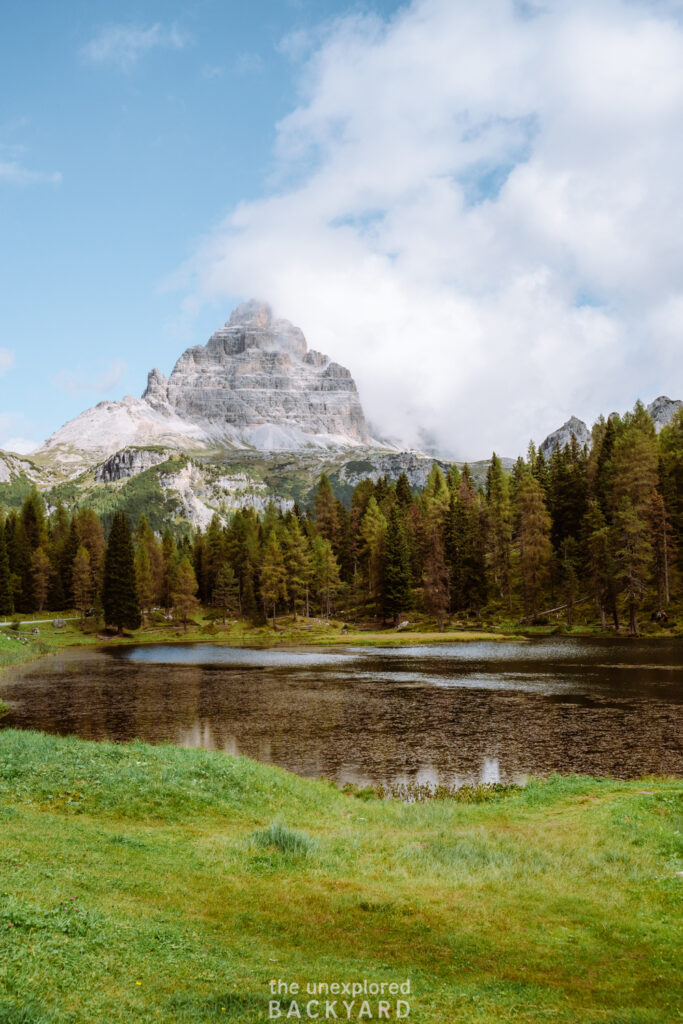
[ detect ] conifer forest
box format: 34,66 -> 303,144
1,403 -> 681,637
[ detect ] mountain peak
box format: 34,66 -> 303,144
37,303 -> 371,467
227,299 -> 273,328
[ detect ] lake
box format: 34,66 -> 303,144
1,637 -> 681,787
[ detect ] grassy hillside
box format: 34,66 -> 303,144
0,730 -> 680,1023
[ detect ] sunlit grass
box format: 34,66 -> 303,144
0,729 -> 680,1022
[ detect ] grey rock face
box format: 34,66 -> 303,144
142,301 -> 370,446
95,447 -> 171,483
647,396 -> 682,432
540,416 -> 591,458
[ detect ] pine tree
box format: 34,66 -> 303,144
395,472 -> 412,507
31,547 -> 51,613
0,518 -> 13,616
60,520 -> 80,607
648,490 -> 674,610
584,500 -> 617,630
21,489 -> 47,551
260,531 -> 288,628
76,508 -> 106,595
102,511 -> 141,631
515,474 -> 552,620
423,528 -> 449,631
485,453 -> 513,608
134,544 -> 155,622
213,563 -> 239,625
614,498 -> 652,636
313,474 -> 339,548
382,505 -> 412,623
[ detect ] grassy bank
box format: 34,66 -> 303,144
0,730 -> 680,1023
0,615 -> 526,682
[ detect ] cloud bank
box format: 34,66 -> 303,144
178,0 -> 683,459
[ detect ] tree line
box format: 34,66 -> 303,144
0,401 -> 681,635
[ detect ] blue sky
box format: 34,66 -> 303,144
2,0 -> 683,458
0,0 -> 404,451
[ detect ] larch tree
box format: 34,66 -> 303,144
312,536 -> 341,618
283,518 -> 313,619
260,531 -> 288,628
360,496 -> 387,612
171,556 -> 200,631
72,546 -> 92,624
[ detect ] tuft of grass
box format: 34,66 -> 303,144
252,822 -> 317,856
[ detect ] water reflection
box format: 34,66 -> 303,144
0,638 -> 681,786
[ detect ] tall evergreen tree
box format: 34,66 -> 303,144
382,505 -> 412,623
0,518 -> 13,616
423,528 -> 449,631
614,499 -> 652,636
260,531 -> 288,628
515,474 -> 552,620
102,511 -> 141,631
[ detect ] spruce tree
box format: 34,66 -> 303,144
382,504 -> 412,623
102,511 -> 141,631
213,563 -> 239,625
0,519 -> 13,616
614,498 -> 652,636
423,528 -> 449,630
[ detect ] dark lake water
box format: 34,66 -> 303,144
1,638 -> 681,787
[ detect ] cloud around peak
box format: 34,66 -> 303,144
175,0 -> 683,459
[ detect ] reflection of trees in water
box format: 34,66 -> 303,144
1,644 -> 681,785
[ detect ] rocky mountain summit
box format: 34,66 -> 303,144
35,301 -> 372,470
540,416 -> 592,458
540,396 -> 681,457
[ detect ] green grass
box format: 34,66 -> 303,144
0,729 -> 680,1022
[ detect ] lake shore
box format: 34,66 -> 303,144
2,610 -> 680,685
0,728 -> 680,1023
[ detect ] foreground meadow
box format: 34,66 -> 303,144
0,730 -> 680,1023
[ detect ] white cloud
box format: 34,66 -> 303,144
176,0 -> 683,459
0,349 -> 14,376
0,411 -> 40,454
82,23 -> 187,71
1,438 -> 38,456
0,162 -> 61,186
55,360 -> 127,395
